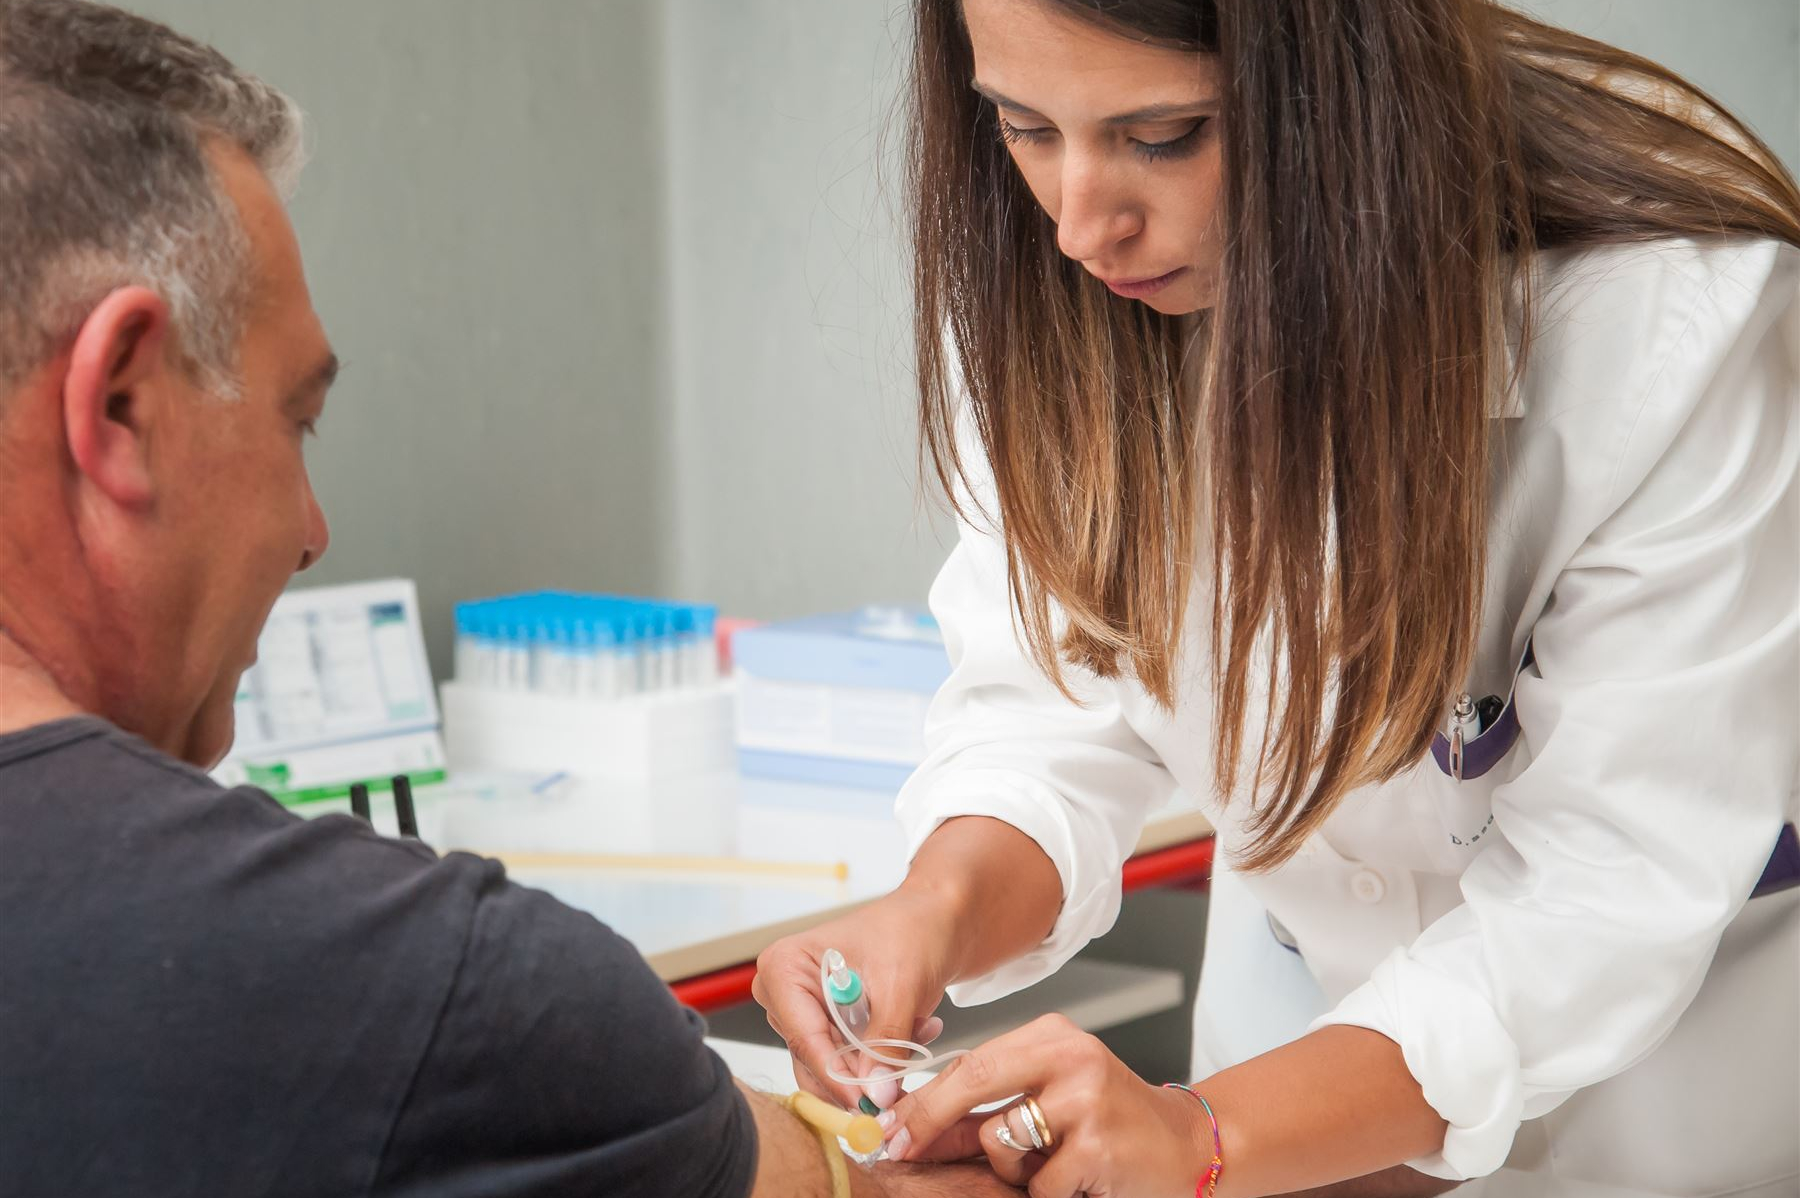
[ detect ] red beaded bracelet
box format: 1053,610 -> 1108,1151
1163,1082 -> 1224,1198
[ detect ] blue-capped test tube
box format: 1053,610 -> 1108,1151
474,609 -> 500,687
461,592 -> 730,698
530,616 -> 555,694
540,617 -> 571,696
614,612 -> 639,696
690,607 -> 718,686
650,609 -> 674,691
490,616 -> 509,689
595,615 -> 622,699
507,619 -> 532,690
676,611 -> 694,687
653,610 -> 673,692
570,616 -> 597,697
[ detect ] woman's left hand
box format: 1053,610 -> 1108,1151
878,1013 -> 1213,1197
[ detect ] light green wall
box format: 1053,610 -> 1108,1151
124,0 -> 671,678
658,0 -> 951,621
658,0 -> 1800,619
1522,0 -> 1799,172
118,1 -> 1800,672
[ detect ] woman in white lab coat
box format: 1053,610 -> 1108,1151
757,1 -> 1800,1194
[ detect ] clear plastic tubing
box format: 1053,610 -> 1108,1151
820,949 -> 968,1087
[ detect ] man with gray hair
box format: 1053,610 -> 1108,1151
0,5 -> 1012,1196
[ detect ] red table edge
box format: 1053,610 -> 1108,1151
670,834 -> 1214,1013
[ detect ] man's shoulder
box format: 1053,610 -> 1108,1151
0,713 -> 663,1051
1,714 -> 294,833
0,718 -> 514,1195
0,718 -> 755,1198
0,714 -> 479,910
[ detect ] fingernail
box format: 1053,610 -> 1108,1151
859,1096 -> 880,1116
867,1077 -> 901,1109
888,1127 -> 911,1160
876,1109 -> 896,1134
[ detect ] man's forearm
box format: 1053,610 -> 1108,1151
876,1159 -> 1029,1197
741,1083 -> 851,1198
737,1082 -> 1017,1198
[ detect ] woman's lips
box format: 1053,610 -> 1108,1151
1102,267 -> 1188,299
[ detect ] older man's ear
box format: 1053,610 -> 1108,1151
60,285 -> 173,512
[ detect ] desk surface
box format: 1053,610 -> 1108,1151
386,770 -> 1211,983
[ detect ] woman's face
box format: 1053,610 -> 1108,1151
962,0 -> 1223,314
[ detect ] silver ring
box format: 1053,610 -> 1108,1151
995,1122 -> 1027,1152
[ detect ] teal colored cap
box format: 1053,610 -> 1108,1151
827,967 -> 864,1007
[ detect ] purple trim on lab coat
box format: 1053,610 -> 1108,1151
1424,638 -> 1796,899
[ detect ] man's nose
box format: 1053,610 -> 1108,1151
297,491 -> 329,573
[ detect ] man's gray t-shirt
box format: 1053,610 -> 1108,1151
0,717 -> 757,1197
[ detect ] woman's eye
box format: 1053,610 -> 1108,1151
994,113 -> 1210,160
1133,119 -> 1209,162
997,117 -> 1053,147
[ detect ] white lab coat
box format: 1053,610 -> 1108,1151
896,238 -> 1800,1196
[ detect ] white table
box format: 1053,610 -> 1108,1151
348,768 -> 1212,991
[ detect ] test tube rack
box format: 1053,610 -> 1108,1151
439,676 -> 736,781
444,591 -> 734,780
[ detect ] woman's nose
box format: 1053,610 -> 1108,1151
1055,158 -> 1143,264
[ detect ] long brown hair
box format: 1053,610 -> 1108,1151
910,0 -> 1800,870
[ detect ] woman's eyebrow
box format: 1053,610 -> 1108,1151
971,80 -> 1046,119
971,80 -> 1217,125
1102,100 -> 1217,125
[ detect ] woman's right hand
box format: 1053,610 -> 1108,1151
753,884 -> 964,1111
757,815 -> 1066,1111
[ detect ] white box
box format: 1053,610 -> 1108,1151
439,679 -> 736,780
735,674 -> 931,765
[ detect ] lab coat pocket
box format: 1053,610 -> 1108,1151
1413,749 -> 1527,878
1428,640 -> 1535,783
1418,640 -> 1537,873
